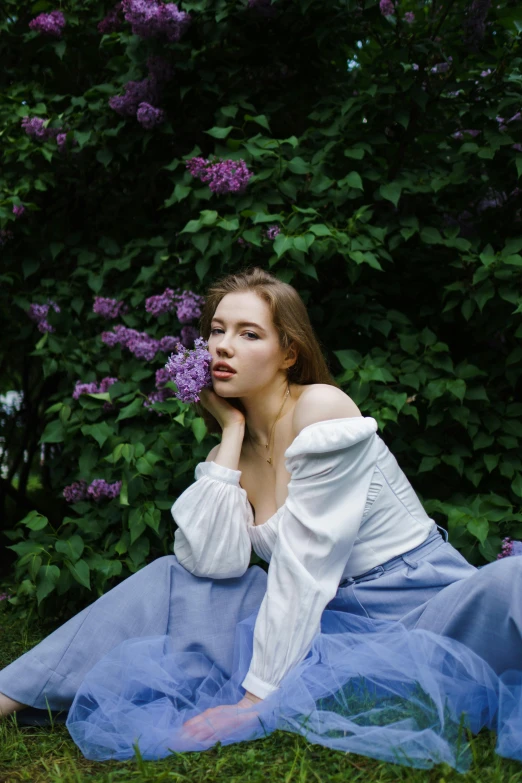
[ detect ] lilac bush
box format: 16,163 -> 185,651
109,77 -> 160,118
379,0 -> 394,16
186,157 -> 253,195
29,10 -> 66,37
145,288 -> 204,322
101,325 -> 179,360
12,205 -> 25,218
164,337 -> 212,403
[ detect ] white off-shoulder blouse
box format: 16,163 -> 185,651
171,416 -> 436,699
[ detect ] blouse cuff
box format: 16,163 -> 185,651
195,460 -> 242,486
241,671 -> 279,700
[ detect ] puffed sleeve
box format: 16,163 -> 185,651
241,416 -> 379,699
171,460 -> 253,579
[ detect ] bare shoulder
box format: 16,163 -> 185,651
205,443 -> 221,462
292,384 -> 362,437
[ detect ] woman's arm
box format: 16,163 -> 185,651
212,420 -> 246,470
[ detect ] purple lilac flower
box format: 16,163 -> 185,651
180,325 -> 199,348
497,537 -> 522,560
164,336 -> 212,403
186,157 -> 253,195
21,117 -> 50,141
63,480 -> 89,503
98,2 -> 123,33
13,205 -> 25,218
109,78 -> 159,117
101,325 -> 160,360
137,102 -> 165,129
513,143 -> 522,153
0,593 -> 11,602
56,133 -> 68,151
404,11 -> 415,22
265,225 -> 280,240
87,479 -> 122,502
29,10 -> 66,37
379,0 -> 395,15
176,290 -> 204,323
481,68 -> 492,77
158,335 -> 181,352
122,0 -> 191,42
93,296 -> 126,319
143,365 -> 178,412
145,288 -> 176,316
27,301 -> 60,333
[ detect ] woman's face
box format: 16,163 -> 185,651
208,291 -> 290,397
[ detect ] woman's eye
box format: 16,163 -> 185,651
210,328 -> 258,339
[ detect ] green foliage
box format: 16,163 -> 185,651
1,0 -> 521,615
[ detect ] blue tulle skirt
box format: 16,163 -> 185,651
64,532 -> 522,770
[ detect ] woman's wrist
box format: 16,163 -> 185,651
214,420 -> 245,471
242,690 -> 263,704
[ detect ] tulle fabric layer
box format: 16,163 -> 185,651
66,608 -> 522,770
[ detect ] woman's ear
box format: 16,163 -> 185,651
283,342 -> 298,371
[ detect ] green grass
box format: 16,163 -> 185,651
1,611 -> 521,783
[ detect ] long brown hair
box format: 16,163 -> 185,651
195,266 -> 340,434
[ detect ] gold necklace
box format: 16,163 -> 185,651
247,384 -> 290,465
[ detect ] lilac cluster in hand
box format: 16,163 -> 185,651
98,2 -> 123,33
29,10 -> 66,37
497,537 -> 522,560
93,297 -> 127,319
72,377 -> 118,401
28,301 -> 60,333
145,288 -> 204,323
186,157 -> 253,195
63,479 -> 122,503
101,325 -> 180,360
13,205 -> 25,218
164,337 -> 212,403
122,0 -> 191,41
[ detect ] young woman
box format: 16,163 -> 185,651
0,267 -> 521,770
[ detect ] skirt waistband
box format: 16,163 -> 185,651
339,525 -> 447,588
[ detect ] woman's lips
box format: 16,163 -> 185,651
212,369 -> 236,379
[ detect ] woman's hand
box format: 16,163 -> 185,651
198,387 -> 245,430
181,696 -> 262,744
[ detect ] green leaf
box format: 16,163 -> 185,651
379,182 -> 402,207
96,149 -> 113,168
204,126 -> 233,138
66,559 -> 91,589
36,565 -> 60,604
116,398 -> 144,421
81,421 -> 114,448
192,417 -> 207,443
40,419 -> 65,444
288,157 -> 312,175
467,518 -> 489,544
273,233 -> 294,258
55,535 -> 84,563
512,474 -> 522,497
245,114 -> 270,131
418,456 -> 441,473
309,224 -> 332,237
20,510 -> 49,531
346,172 -> 363,190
